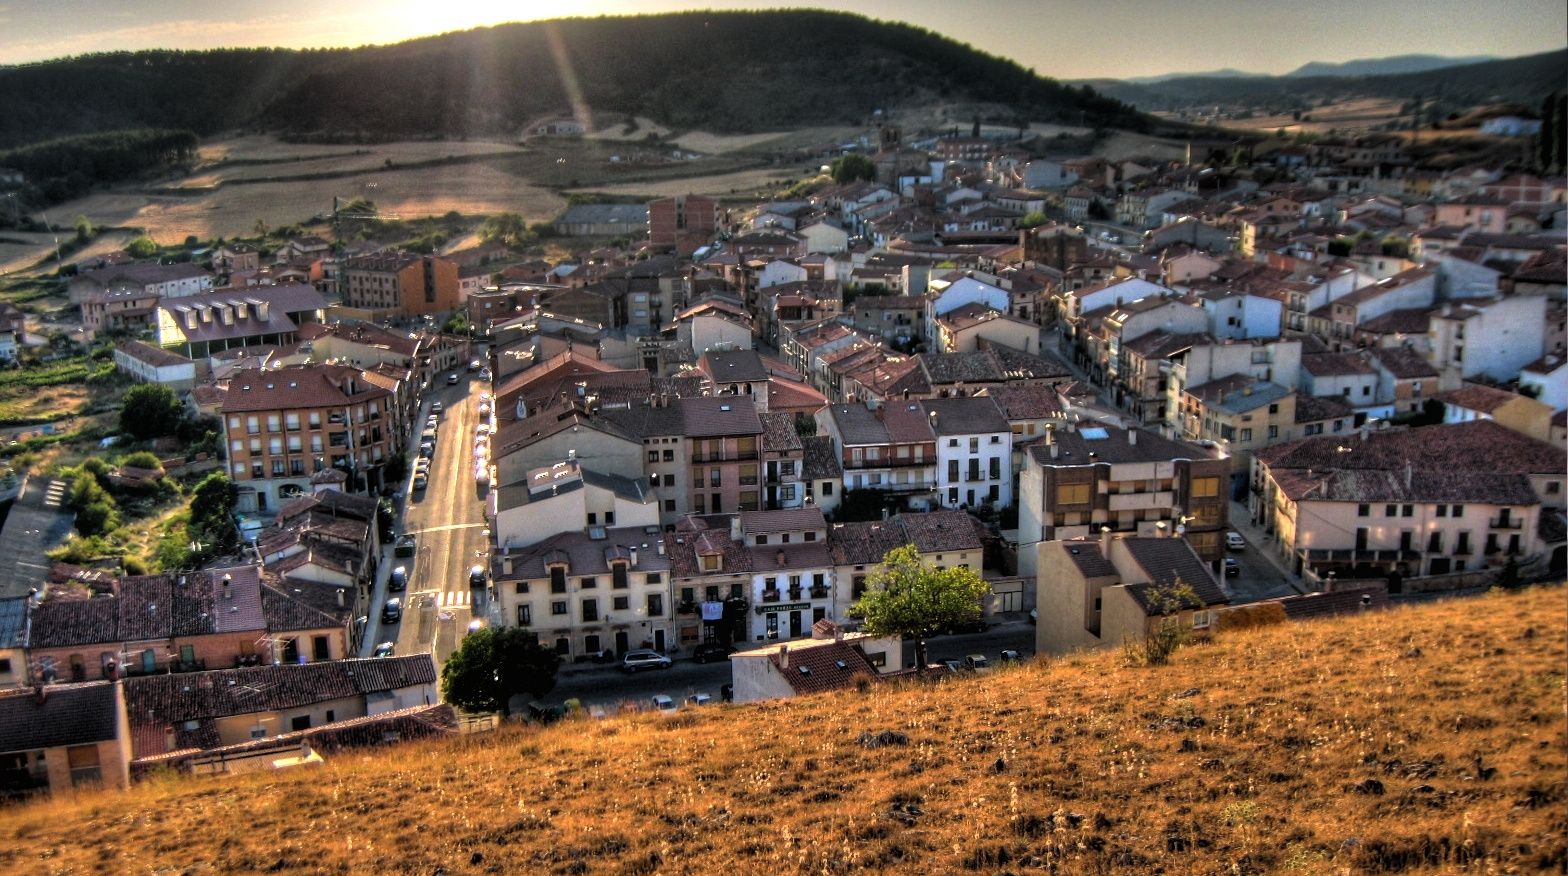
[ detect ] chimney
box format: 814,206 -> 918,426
776,548 -> 788,567
778,644 -> 789,669
629,547 -> 639,567
336,588 -> 346,608
730,517 -> 742,540
1404,460 -> 1412,491
164,724 -> 177,752
1128,429 -> 1137,446
222,574 -> 233,600
257,300 -> 270,320
834,626 -> 844,643
1050,442 -> 1059,459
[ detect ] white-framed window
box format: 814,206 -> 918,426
1191,610 -> 1214,630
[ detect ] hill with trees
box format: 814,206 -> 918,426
0,11 -> 1147,151
0,585 -> 1559,873
1082,49 -> 1568,117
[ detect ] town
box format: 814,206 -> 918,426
0,73 -> 1565,805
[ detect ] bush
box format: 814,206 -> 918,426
119,384 -> 183,440
125,236 -> 159,259
120,450 -> 163,470
75,500 -> 118,537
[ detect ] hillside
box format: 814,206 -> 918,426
1,586 -> 1562,874
1084,49 -> 1567,116
0,11 -> 1146,150
1286,54 -> 1496,78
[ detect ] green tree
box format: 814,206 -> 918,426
73,214 -> 94,243
1126,581 -> 1202,667
1019,211 -> 1048,230
120,450 -> 163,470
440,626 -> 561,717
830,152 -> 876,184
119,383 -> 184,440
849,545 -> 991,672
478,212 -> 533,248
75,500 -> 118,538
125,235 -> 159,259
187,472 -> 240,560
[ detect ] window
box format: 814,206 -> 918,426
988,457 -> 1000,479
701,554 -> 720,572
948,438 -> 958,447
664,499 -> 676,512
67,745 -> 101,787
587,512 -> 597,525
612,563 -> 628,589
647,594 -> 663,616
756,534 -> 768,545
1545,481 -> 1561,495
803,531 -> 816,542
312,636 -> 330,660
517,605 -> 532,625
581,599 -> 598,622
1437,504 -> 1447,517
1056,483 -> 1090,505
1191,610 -> 1214,630
550,566 -> 566,593
613,596 -> 629,611
1268,425 -> 1278,440
1239,428 -> 1252,442
821,482 -> 833,496
551,600 -> 568,616
0,658 -> 10,676
291,715 -> 311,732
1452,505 -> 1464,517
663,449 -> 674,462
1385,504 -> 1397,517
604,512 -> 614,525
663,474 -> 674,487
1190,477 -> 1220,498
580,576 -> 596,589
1268,403 -> 1279,414
1357,503 -> 1370,517
1401,504 -> 1413,518
648,451 -> 659,463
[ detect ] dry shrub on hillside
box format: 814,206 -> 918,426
0,586 -> 1563,874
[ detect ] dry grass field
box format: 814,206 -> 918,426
0,585 -> 1561,875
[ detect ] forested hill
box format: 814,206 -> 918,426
0,11 -> 1147,149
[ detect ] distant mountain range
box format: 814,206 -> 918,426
0,10 -> 1151,150
1079,50 -> 1566,114
1284,54 -> 1497,78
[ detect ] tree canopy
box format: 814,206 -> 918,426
831,153 -> 877,184
441,626 -> 561,717
124,236 -> 159,259
119,383 -> 184,441
442,626 -> 564,717
849,544 -> 991,672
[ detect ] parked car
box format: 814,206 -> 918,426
1224,557 -> 1241,577
394,534 -> 416,557
447,373 -> 460,385
466,619 -> 485,635
381,598 -> 403,624
963,654 -> 990,670
1028,608 -> 1037,625
478,367 -> 491,381
373,641 -> 395,658
946,619 -> 989,635
692,642 -> 736,664
998,649 -> 1021,662
430,401 -> 443,415
650,694 -> 677,714
1226,531 -> 1246,551
469,565 -> 487,589
939,659 -> 964,674
622,649 -> 672,673
419,442 -> 435,458
468,359 -> 483,372
685,693 -> 713,706
388,565 -> 408,592
412,473 -> 428,491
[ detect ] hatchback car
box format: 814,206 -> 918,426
388,565 -> 408,592
447,372 -> 460,385
963,654 -> 990,670
1226,531 -> 1246,551
1224,557 -> 1241,577
469,565 -> 487,589
419,442 -> 435,458
622,649 -> 672,673
412,473 -> 428,491
650,694 -> 677,714
381,598 -> 403,624
373,641 -> 396,658
692,642 -> 736,664
685,693 -> 713,706
430,401 -> 443,415
394,534 -> 416,557
998,649 -> 1022,662
468,359 -> 483,372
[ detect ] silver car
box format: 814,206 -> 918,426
621,649 -> 672,673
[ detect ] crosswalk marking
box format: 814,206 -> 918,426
439,591 -> 472,608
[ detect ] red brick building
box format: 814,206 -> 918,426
340,251 -> 460,318
648,194 -> 720,256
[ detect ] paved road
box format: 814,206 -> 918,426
362,367 -> 492,671
534,620 -> 1039,711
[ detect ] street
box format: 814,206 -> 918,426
534,618 -> 1039,712
360,364 -> 492,671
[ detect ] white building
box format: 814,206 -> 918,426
925,396 -> 1013,510
490,461 -> 660,553
1429,296 -> 1548,383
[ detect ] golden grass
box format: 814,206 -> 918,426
1,586 -> 1563,875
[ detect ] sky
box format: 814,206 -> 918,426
0,0 -> 1564,80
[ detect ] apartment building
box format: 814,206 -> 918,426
1017,424 -> 1230,576
220,364 -> 400,511
340,251 -> 460,318
491,525 -> 677,659
817,401 -> 938,507
924,396 -> 1014,510
648,194 -> 720,256
1252,421 -> 1565,582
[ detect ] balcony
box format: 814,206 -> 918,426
676,602 -> 697,616
787,589 -> 804,601
1108,491 -> 1174,512
809,586 -> 830,599
761,590 -> 781,603
691,451 -> 759,464
1488,516 -> 1523,530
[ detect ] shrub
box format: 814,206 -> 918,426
120,450 -> 163,470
